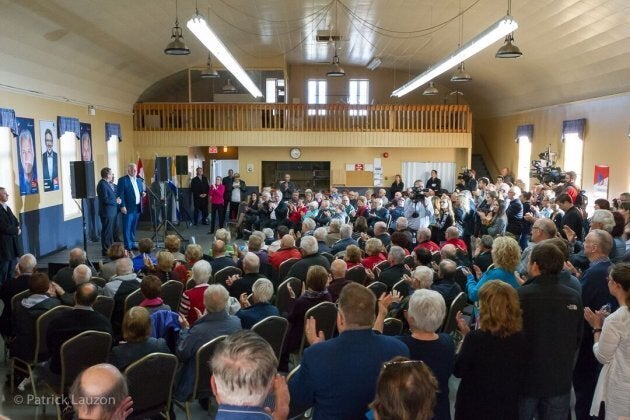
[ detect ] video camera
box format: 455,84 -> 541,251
410,186 -> 430,203
529,145 -> 566,184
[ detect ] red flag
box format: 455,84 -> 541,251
137,157 -> 148,210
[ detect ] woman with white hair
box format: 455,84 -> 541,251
236,278 -> 280,329
397,289 -> 454,420
179,260 -> 212,325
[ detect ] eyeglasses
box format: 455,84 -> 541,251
382,359 -> 425,370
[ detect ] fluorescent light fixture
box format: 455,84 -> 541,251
187,13 -> 263,98
366,57 -> 382,71
391,15 -> 518,97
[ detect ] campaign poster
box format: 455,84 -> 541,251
593,165 -> 609,201
80,122 -> 93,161
16,117 -> 38,195
40,120 -> 60,192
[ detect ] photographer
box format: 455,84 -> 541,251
457,169 -> 478,192
404,184 -> 434,233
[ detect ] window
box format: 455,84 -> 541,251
265,78 -> 285,104
0,128 -> 15,209
60,132 -> 81,220
107,135 -> 119,179
348,79 -> 369,115
307,79 -> 327,115
563,132 -> 583,186
517,136 -> 532,191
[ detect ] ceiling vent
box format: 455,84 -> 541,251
316,30 -> 342,43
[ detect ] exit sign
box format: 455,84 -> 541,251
208,147 -> 218,153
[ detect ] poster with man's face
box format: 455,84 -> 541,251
80,122 -> 92,162
40,120 -> 59,192
16,117 -> 38,196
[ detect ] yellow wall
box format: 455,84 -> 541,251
474,93 -> 630,199
0,90 -> 134,213
134,131 -> 471,187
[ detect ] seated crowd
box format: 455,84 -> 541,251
0,173 -> 629,420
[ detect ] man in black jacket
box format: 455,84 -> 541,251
286,236 -> 330,282
0,187 -> 21,286
45,282 -> 112,376
517,242 -> 583,420
378,246 -> 410,291
558,193 -> 584,242
190,167 -> 210,225
506,186 -> 524,240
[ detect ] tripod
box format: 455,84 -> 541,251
75,199 -> 95,270
144,180 -> 186,245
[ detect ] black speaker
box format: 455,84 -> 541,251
175,155 -> 188,175
155,157 -> 171,182
70,161 -> 96,199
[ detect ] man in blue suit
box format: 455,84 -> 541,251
116,163 -> 145,250
41,129 -> 59,191
97,167 -> 119,256
288,283 -> 409,419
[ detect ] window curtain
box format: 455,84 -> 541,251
402,162 -> 456,192
515,124 -> 534,142
0,108 -> 18,136
105,122 -> 122,142
57,116 -> 80,139
561,118 -> 585,142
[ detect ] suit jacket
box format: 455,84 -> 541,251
0,204 -> 21,260
97,179 -> 118,218
41,151 -> 58,183
286,254 -> 331,282
190,175 -> 210,199
46,308 -> 113,374
117,175 -> 144,213
288,329 -> 410,419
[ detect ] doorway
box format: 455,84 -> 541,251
262,161 -> 330,192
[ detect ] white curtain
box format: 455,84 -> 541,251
212,159 -> 239,181
402,162 -> 457,192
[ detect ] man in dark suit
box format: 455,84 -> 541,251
117,163 -> 145,250
225,252 -> 265,299
190,167 -> 210,225
41,128 -> 59,191
222,169 -> 234,220
286,237 -> 330,282
278,173 -> 295,202
45,282 -> 112,376
0,253 -> 36,338
97,167 -> 119,256
0,187 -> 21,286
378,246 -> 410,291
288,283 -> 409,418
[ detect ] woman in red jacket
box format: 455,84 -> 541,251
209,176 -> 225,234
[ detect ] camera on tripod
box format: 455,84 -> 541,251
529,144 -> 566,184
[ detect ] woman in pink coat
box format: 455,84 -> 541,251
208,176 -> 225,234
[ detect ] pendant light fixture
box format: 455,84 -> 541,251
222,79 -> 237,93
422,82 -> 439,96
200,54 -> 220,78
164,0 -> 190,55
326,1 -> 345,77
496,0 -> 522,58
451,1 -> 471,82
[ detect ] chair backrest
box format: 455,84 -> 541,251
321,253 -> 334,264
275,277 -> 303,318
277,258 -> 299,283
392,279 -> 410,297
442,291 -> 468,334
373,260 -> 390,279
299,301 -> 337,356
161,280 -> 184,312
90,277 -> 107,288
93,295 -> 115,320
213,266 -> 242,287
367,281 -> 387,298
252,316 -> 289,362
190,335 -> 227,402
60,330 -> 112,393
36,305 -> 74,362
124,288 -> 144,313
382,317 -> 403,336
10,289 -> 30,311
185,278 -> 196,290
125,352 -> 178,418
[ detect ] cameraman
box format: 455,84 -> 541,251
562,171 -> 580,203
404,183 -> 434,233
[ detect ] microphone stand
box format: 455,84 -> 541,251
141,178 -> 186,245
141,179 -> 163,247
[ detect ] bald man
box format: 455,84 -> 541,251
269,234 -> 302,271
70,364 -> 132,420
328,259 -> 351,301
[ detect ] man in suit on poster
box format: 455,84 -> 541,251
97,167 -> 120,256
0,187 -> 21,286
41,128 -> 58,191
117,163 -> 145,250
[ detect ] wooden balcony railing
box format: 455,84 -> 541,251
133,103 -> 471,133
